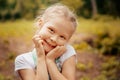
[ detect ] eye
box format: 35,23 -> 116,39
48,28 -> 54,34
60,35 -> 66,40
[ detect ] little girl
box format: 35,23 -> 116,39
15,3 -> 77,80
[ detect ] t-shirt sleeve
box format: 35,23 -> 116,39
60,45 -> 76,65
15,53 -> 34,72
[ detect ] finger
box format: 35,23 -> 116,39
60,46 -> 67,53
36,40 -> 45,57
54,46 -> 66,58
32,35 -> 39,40
52,46 -> 60,53
32,35 -> 43,48
36,39 -> 43,48
47,46 -> 66,60
47,46 -> 60,57
34,38 -> 40,48
32,35 -> 40,44
56,46 -> 66,56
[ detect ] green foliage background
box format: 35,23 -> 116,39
0,0 -> 120,21
0,0 -> 120,80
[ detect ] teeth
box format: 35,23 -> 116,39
46,40 -> 54,47
45,40 -> 53,47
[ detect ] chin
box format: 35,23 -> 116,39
44,47 -> 53,54
42,40 -> 55,54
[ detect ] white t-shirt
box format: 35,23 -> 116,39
15,44 -> 76,76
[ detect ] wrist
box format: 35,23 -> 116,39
37,56 -> 46,61
46,56 -> 55,62
46,57 -> 55,63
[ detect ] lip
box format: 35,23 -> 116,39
43,40 -> 56,49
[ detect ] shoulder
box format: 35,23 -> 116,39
60,44 -> 76,65
15,52 -> 33,64
66,44 -> 76,53
15,51 -> 35,71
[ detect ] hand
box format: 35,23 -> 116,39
32,35 -> 45,57
46,45 -> 66,61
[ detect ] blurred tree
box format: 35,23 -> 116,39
0,0 -> 120,20
0,0 -> 7,9
78,0 -> 92,18
97,0 -> 120,17
0,0 -> 8,21
48,0 -> 60,5
77,0 -> 120,18
90,0 -> 98,18
60,0 -> 84,13
14,0 -> 43,19
7,0 -> 17,20
105,0 -> 120,17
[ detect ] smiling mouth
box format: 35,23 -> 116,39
44,40 -> 56,48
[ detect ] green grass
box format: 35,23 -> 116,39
0,17 -> 119,39
0,17 -> 120,80
77,17 -> 120,37
0,19 -> 35,39
72,17 -> 120,54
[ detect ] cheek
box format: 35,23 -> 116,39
57,40 -> 67,46
38,31 -> 50,39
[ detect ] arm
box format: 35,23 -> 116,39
61,55 -> 76,80
18,35 -> 49,80
35,56 -> 48,80
46,55 -> 76,80
18,57 -> 48,80
46,46 -> 76,80
34,35 -> 49,80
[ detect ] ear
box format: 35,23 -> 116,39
38,19 -> 44,28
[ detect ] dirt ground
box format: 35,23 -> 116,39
0,35 -> 111,80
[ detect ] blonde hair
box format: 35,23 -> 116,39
35,3 -> 77,28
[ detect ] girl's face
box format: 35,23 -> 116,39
37,18 -> 75,53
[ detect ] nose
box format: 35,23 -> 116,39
50,35 -> 58,43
